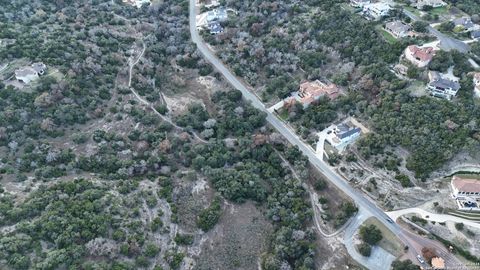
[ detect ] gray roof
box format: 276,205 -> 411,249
206,8 -> 227,22
15,67 -> 37,77
338,127 -> 361,139
453,17 -> 474,29
208,22 -> 223,34
429,78 -> 460,91
471,30 -> 480,39
31,62 -> 46,73
337,123 -> 350,133
386,21 -> 410,33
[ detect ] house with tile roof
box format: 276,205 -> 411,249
431,257 -> 445,270
404,45 -> 436,68
451,175 -> 480,210
293,80 -> 340,108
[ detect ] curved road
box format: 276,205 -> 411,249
388,207 -> 480,229
402,9 -> 469,53
189,2 -> 465,269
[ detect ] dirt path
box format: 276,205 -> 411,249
273,149 -> 348,238
126,39 -> 207,144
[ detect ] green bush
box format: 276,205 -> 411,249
395,174 -> 412,187
358,243 -> 372,257
174,234 -> 194,245
360,224 -> 382,245
197,197 -> 222,231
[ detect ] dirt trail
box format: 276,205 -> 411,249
273,149 -> 348,238
126,39 -> 207,143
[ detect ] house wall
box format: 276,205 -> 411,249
16,74 -> 38,84
339,131 -> 361,144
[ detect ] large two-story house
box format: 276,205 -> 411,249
427,77 -> 460,100
363,3 -> 391,21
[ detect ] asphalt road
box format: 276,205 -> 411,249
189,0 -> 402,233
402,9 -> 469,53
189,2 -> 465,269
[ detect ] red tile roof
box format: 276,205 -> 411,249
452,176 -> 480,193
474,72 -> 480,82
298,80 -> 340,105
407,45 -> 435,62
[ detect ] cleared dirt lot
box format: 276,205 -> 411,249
194,201 -> 272,270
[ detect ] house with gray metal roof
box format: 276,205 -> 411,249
427,78 -> 460,100
452,17 -> 479,32
471,30 -> 480,40
325,122 -> 362,152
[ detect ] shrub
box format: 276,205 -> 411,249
197,197 -> 222,231
358,243 -> 372,257
174,234 -> 194,245
360,224 -> 383,245
395,174 -> 412,187
144,243 -> 160,257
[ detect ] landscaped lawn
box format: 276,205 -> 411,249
277,108 -> 289,120
429,7 -> 449,16
380,29 -> 397,44
404,6 -> 421,16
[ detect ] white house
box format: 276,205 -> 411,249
452,17 -> 479,32
474,73 -> 480,97
122,0 -> 151,8
206,8 -> 228,23
15,62 -> 46,84
427,77 -> 460,100
451,176 -> 480,209
200,0 -> 220,8
208,22 -> 223,34
326,122 -> 362,151
451,176 -> 480,199
413,0 -> 447,9
350,0 -> 371,8
363,3 -> 391,20
471,30 -> 480,40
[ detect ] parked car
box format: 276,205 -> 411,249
416,255 -> 425,264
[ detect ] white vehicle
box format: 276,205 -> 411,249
416,255 -> 425,264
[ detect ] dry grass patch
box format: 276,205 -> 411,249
363,217 -> 404,257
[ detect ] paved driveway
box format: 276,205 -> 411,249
344,209 -> 396,270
